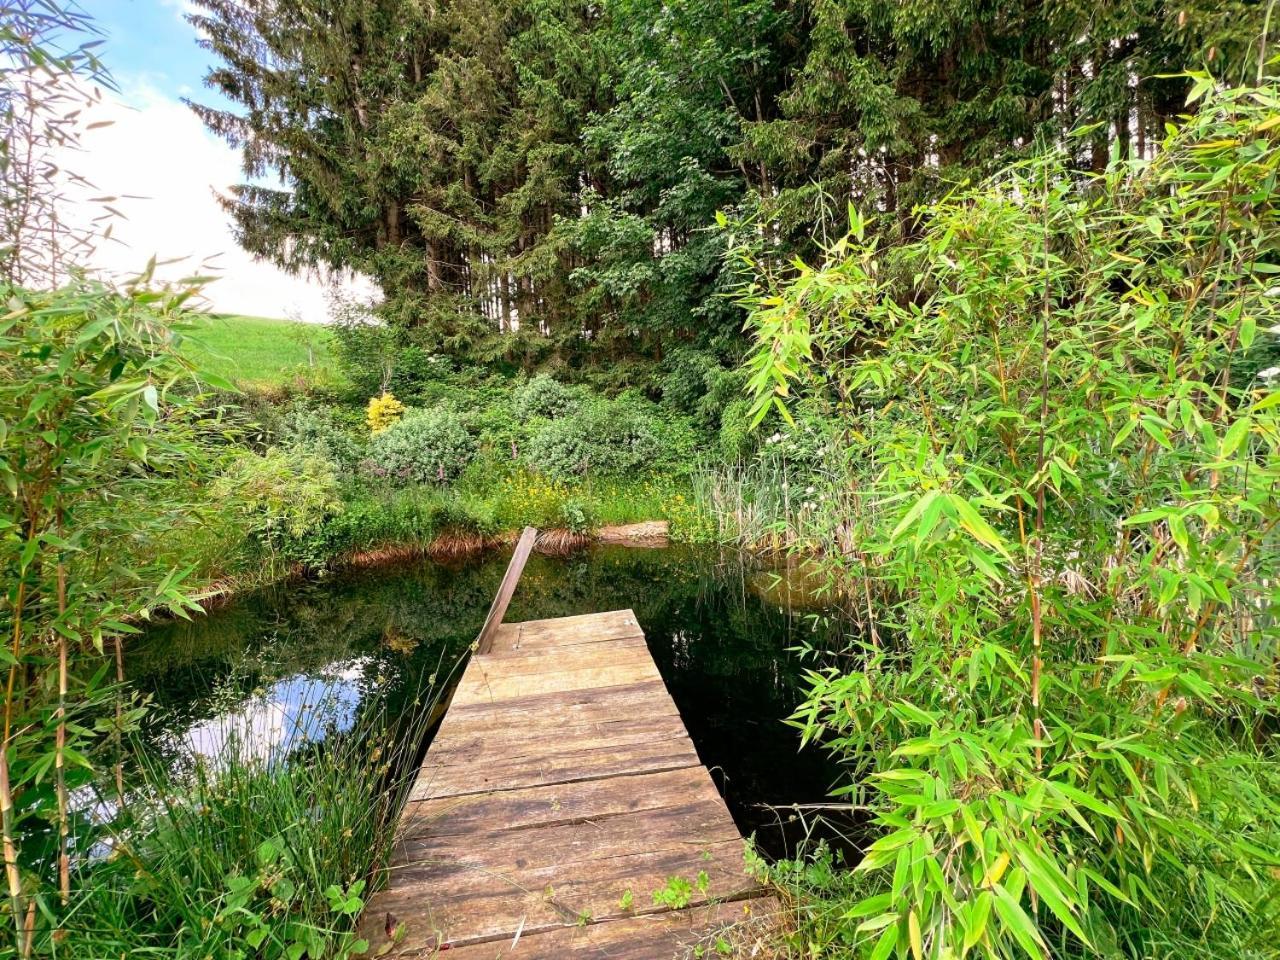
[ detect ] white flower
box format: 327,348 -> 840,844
1268,323 -> 1280,335
1267,287 -> 1280,298
1259,366 -> 1280,382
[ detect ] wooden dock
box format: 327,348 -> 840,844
358,531 -> 774,958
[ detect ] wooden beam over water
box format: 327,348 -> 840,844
475,525 -> 537,655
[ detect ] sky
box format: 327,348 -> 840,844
66,0 -> 373,321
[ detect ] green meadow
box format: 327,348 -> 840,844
182,313 -> 339,388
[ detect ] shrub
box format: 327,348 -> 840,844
558,495 -> 596,534
216,449 -> 344,569
428,497 -> 498,536
65,674 -> 442,960
512,374 -> 582,421
312,488 -> 447,557
279,403 -> 364,475
717,397 -> 755,460
363,407 -> 476,485
659,347 -> 720,416
386,344 -> 453,401
365,391 -> 405,434
525,399 -> 662,478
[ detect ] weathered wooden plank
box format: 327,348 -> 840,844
396,797 -> 741,871
476,526 -> 538,655
458,642 -> 656,684
452,659 -> 662,703
442,680 -> 679,729
488,609 -> 643,653
402,766 -> 722,838
424,712 -> 691,768
368,841 -> 763,952
386,899 -> 778,960
411,736 -> 702,799
477,634 -> 649,663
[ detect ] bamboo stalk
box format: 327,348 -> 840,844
55,514 -> 70,905
0,743 -> 27,957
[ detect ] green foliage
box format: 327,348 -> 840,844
216,449 -> 344,569
717,397 -> 756,460
59,679 -> 439,959
190,0 -> 1266,382
512,374 -> 583,422
278,403 -> 364,476
0,278 -> 209,946
742,78 -> 1280,958
364,407 -> 477,485
525,398 -> 664,478
310,487 -> 448,558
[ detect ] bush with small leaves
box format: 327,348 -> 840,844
216,449 -> 344,568
512,374 -> 582,422
279,404 -> 364,476
525,400 -> 662,478
363,407 -> 476,485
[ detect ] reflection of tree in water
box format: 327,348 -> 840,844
125,546 -> 856,859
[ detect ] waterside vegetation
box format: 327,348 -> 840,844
2,0 -> 1279,957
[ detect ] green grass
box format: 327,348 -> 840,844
183,313 -> 340,389
57,676 -> 446,959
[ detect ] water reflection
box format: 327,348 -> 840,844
131,545 -> 855,859
178,657 -> 372,766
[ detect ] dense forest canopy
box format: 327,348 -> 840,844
190,0 -> 1266,377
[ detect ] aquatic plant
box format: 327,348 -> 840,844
57,674 -> 446,959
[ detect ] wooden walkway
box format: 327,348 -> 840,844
358,600 -> 775,958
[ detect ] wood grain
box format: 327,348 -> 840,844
358,608 -> 774,959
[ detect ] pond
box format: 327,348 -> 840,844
128,544 -> 857,860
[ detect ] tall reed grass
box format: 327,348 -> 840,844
49,666 -> 451,959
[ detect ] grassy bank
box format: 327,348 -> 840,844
182,313 -> 340,390
53,675 -> 446,959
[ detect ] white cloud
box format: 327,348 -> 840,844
65,77 -> 376,322
157,0 -> 203,26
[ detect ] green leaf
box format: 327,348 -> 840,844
868,923 -> 898,960
992,883 -> 1048,958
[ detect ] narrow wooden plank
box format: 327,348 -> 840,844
369,841 -> 764,952
461,641 -> 655,682
402,766 -> 722,838
412,736 -> 702,799
476,526 -> 538,655
396,797 -> 741,871
452,660 -> 662,703
424,712 -> 691,768
488,609 -> 643,653
477,634 -> 649,663
443,680 -> 679,729
387,899 -> 778,960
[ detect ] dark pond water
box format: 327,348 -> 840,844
129,545 -> 857,859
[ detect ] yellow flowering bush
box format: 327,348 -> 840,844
365,392 -> 405,434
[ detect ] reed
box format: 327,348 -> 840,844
51,669 -> 450,959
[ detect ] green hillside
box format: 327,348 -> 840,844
182,313 -> 339,389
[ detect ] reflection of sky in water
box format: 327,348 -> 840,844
179,657 -> 373,766
72,658 -> 376,860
